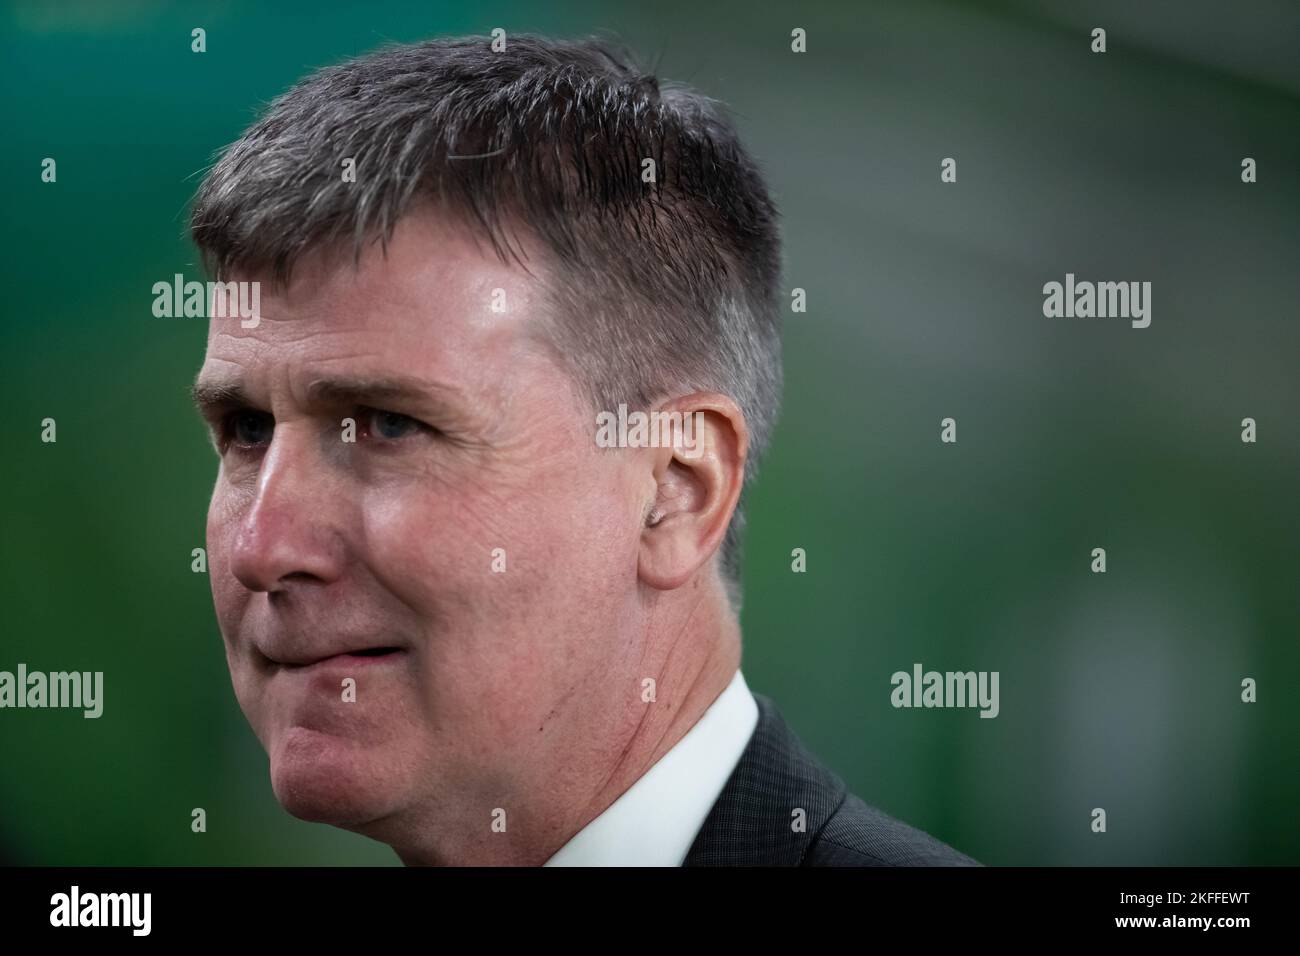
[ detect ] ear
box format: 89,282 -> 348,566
638,393 -> 748,591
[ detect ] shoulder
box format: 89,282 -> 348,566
684,690 -> 980,867
806,789 -> 980,866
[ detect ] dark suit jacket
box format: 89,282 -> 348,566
683,692 -> 980,866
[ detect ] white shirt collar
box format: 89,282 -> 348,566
543,668 -> 759,866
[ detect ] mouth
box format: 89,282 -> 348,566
263,646 -> 407,670
347,647 -> 401,659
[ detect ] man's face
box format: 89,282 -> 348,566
195,212 -> 646,840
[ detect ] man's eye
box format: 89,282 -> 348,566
365,408 -> 424,441
226,410 -> 274,447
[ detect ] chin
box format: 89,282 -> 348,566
268,726 -> 405,827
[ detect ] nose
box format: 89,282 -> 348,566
228,426 -> 346,594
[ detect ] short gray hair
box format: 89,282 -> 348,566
190,34 -> 783,605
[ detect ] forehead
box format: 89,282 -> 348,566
202,209 -> 552,391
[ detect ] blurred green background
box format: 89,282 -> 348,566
1,0 -> 1296,865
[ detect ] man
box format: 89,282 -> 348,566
189,34 -> 977,866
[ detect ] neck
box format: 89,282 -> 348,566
564,592 -> 742,850
388,579 -> 742,866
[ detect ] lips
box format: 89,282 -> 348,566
257,644 -> 406,670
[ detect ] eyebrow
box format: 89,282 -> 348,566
303,376 -> 448,408
190,379 -> 247,418
189,374 -> 463,418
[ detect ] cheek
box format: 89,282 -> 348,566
358,445 -> 635,687
372,450 -> 629,597
203,482 -> 263,725
361,478 -> 547,626
205,485 -> 250,642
